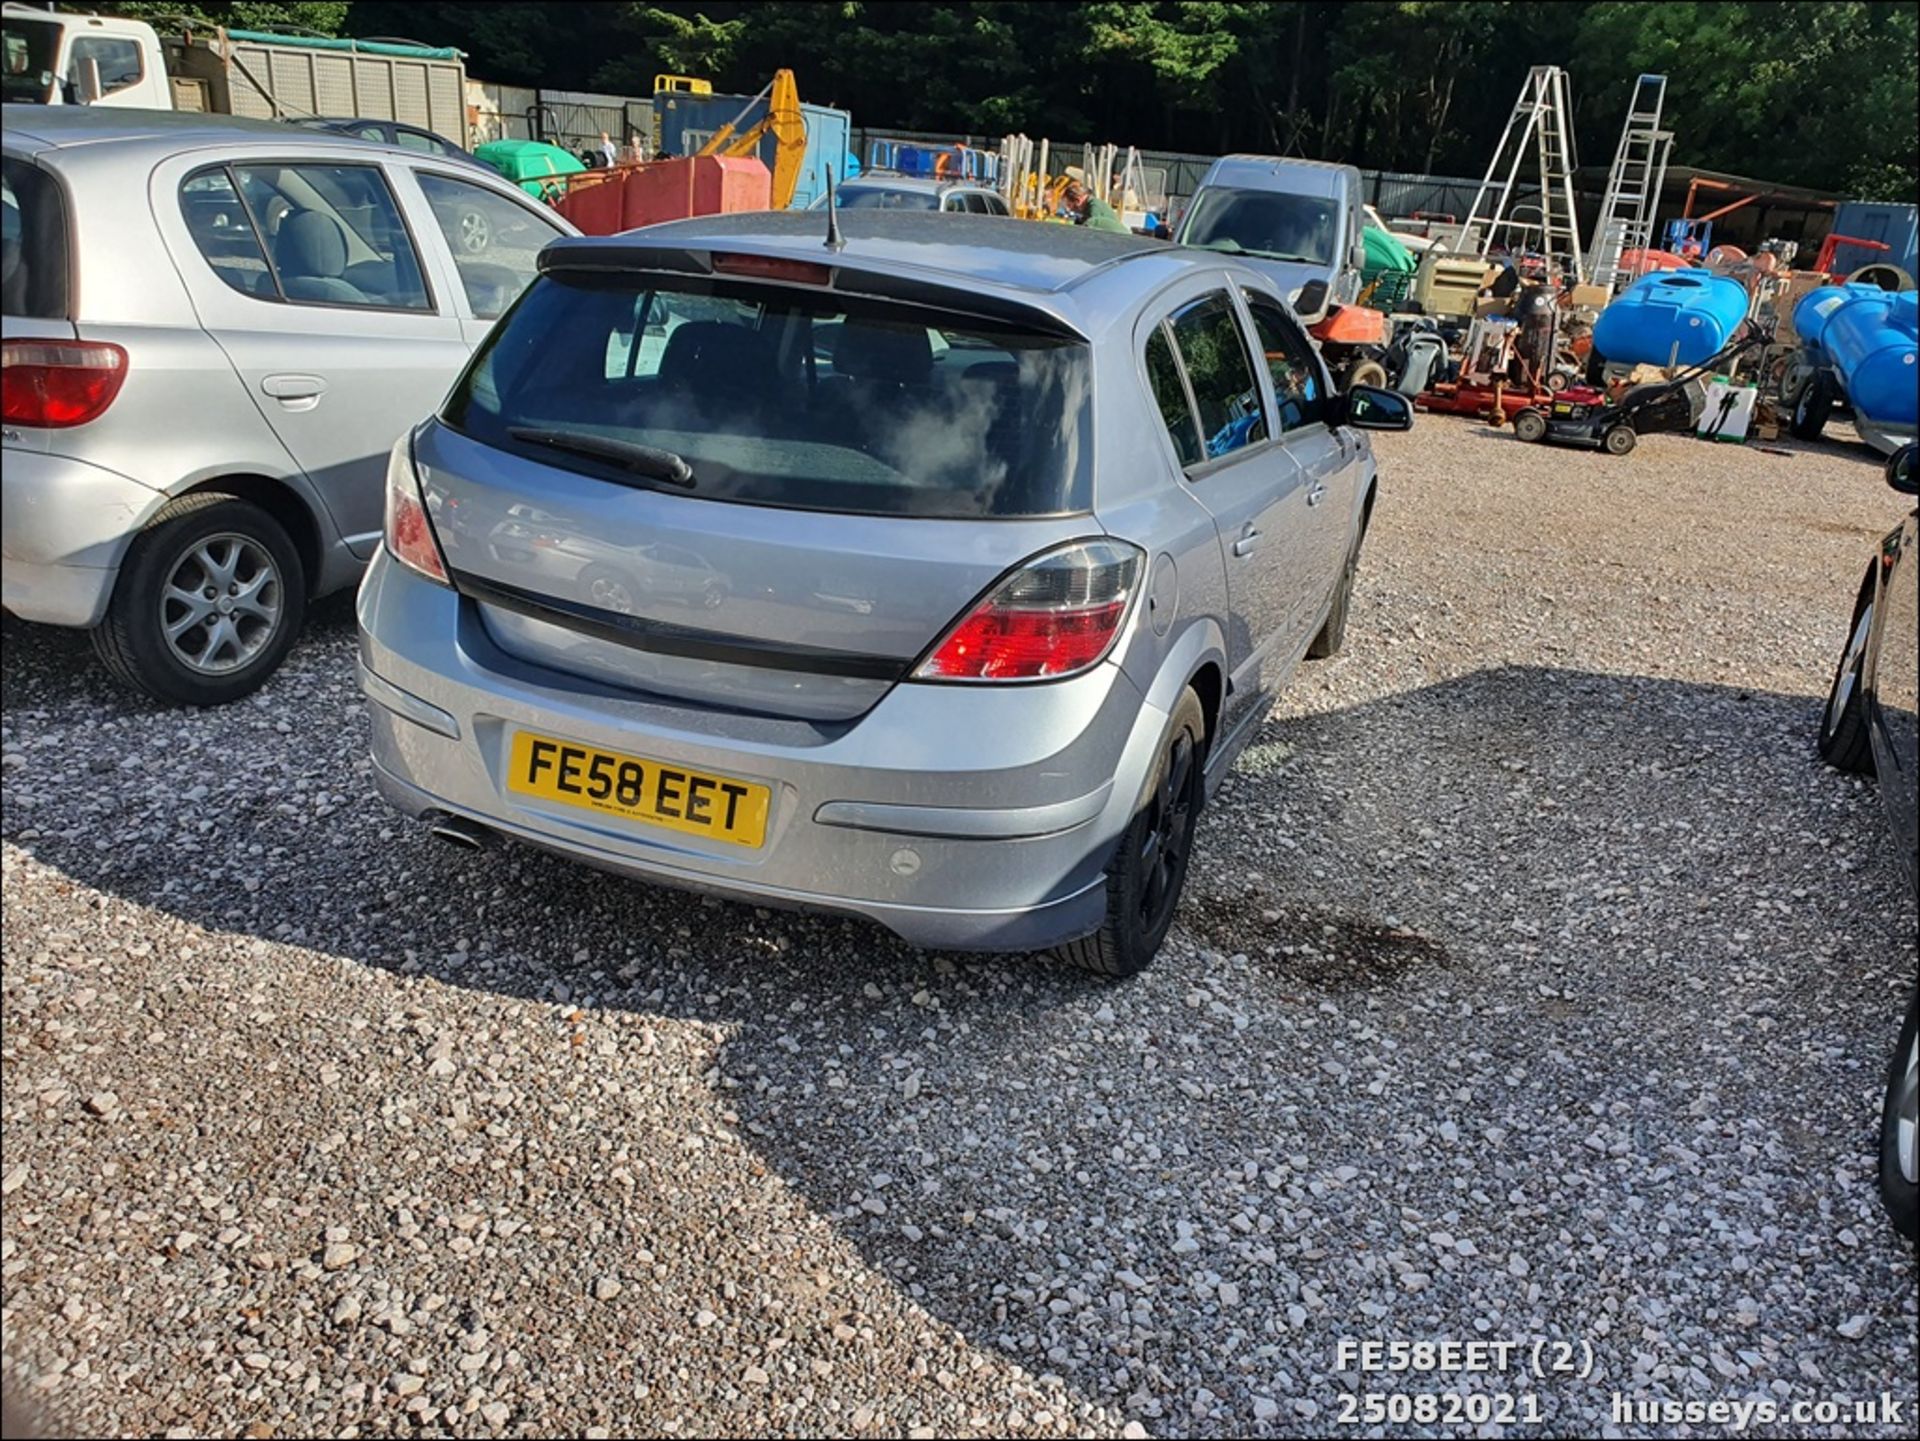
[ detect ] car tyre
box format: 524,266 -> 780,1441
1512,408 -> 1549,444
1309,522 -> 1367,659
1056,688 -> 1207,979
1343,359 -> 1389,392
1817,566 -> 1877,774
1881,991 -> 1919,1242
1790,369 -> 1833,440
91,494 -> 306,707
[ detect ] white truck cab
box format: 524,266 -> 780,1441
2,3 -> 170,108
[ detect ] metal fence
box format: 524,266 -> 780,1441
852,126 -> 1505,222
468,80 -> 653,158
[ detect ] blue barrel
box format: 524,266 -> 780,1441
1805,286 -> 1918,427
1592,271 -> 1751,366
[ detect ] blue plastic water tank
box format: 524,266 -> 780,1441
1592,271 -> 1751,367
1799,284 -> 1919,427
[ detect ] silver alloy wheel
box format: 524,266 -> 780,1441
159,532 -> 283,676
1827,602 -> 1873,732
1899,1028 -> 1919,1187
459,208 -> 491,253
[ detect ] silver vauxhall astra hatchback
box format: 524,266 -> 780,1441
357,210 -> 1412,974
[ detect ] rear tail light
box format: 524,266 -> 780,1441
383,436 -> 450,585
1,339 -> 129,428
914,539 -> 1143,682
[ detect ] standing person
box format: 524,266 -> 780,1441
600,130 -> 618,168
1061,168 -> 1128,233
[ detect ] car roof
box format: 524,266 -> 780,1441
0,103 -> 417,160
844,173 -> 988,194
1198,154 -> 1359,196
539,210 -> 1273,339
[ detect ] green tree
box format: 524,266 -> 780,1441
103,1 -> 351,33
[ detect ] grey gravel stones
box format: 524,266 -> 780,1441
2,423 -> 1915,1436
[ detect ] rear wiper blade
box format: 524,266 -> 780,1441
507,427 -> 696,489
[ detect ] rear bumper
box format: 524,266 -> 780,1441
0,448 -> 161,627
355,549 -> 1169,952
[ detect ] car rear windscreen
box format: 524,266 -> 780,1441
442,271 -> 1093,519
1,157 -> 69,319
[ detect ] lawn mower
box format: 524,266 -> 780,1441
1510,328 -> 1773,457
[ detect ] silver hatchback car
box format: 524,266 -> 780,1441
357,211 -> 1411,973
1,106 -> 572,704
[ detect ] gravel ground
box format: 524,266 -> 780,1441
3,417 -> 1916,1439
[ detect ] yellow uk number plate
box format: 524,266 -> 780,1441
507,731 -> 770,848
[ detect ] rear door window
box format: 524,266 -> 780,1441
444,272 -> 1094,519
181,162 -> 433,311
1,157 -> 69,319
1167,292 -> 1268,459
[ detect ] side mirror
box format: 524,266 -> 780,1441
76,57 -> 104,105
1343,384 -> 1414,432
1888,442 -> 1918,496
1292,278 -> 1329,317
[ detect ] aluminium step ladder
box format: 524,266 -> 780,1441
1585,74 -> 1674,290
1463,65 -> 1586,287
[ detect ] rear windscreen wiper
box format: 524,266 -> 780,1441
507,427 -> 697,489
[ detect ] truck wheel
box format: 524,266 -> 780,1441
1056,689 -> 1207,979
1603,424 -> 1638,456
1512,408 -> 1549,443
1343,359 -> 1388,391
91,495 -> 307,707
1790,370 -> 1834,440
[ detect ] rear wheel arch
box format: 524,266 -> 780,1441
174,475 -> 324,597
1187,660 -> 1223,750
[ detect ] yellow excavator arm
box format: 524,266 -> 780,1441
696,69 -> 808,209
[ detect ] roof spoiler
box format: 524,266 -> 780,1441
537,240 -> 1090,339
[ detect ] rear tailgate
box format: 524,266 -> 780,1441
420,243 -> 1100,721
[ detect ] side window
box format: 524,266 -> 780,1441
180,168 -> 276,299
985,194 -> 1010,216
1144,324 -> 1201,468
396,129 -> 446,155
189,162 -> 431,310
1168,291 -> 1268,460
941,193 -> 965,213
962,192 -> 990,215
417,172 -> 564,320
1243,292 -> 1326,433
67,36 -> 143,96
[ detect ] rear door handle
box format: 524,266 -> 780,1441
1306,482 -> 1328,507
1232,527 -> 1261,557
261,374 -> 326,408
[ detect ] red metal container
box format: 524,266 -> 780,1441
555,156 -> 773,235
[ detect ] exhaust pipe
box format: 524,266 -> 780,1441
425,812 -> 495,851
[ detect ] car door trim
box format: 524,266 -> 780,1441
450,569 -> 909,681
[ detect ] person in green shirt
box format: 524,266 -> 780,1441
1062,173 -> 1130,234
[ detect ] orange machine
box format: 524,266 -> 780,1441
557,156 -> 772,235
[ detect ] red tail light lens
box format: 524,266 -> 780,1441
1,339 -> 129,428
915,540 -> 1143,681
383,436 -> 450,585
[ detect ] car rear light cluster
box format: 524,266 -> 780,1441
384,435 -> 450,585
1,339 -> 129,428
915,539 -> 1143,682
